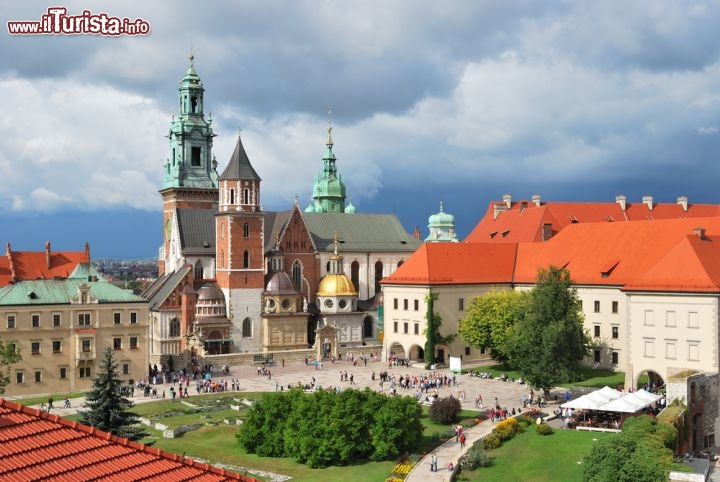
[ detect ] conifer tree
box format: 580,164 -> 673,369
81,348 -> 146,441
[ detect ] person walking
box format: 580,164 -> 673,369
460,433 -> 466,449
430,453 -> 437,472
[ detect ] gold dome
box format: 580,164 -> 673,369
317,273 -> 357,296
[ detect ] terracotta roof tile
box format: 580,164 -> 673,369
0,248 -> 89,287
0,399 -> 256,482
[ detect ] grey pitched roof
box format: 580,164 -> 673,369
301,213 -> 421,252
264,210 -> 292,251
142,265 -> 192,311
177,209 -> 215,255
219,135 -> 261,181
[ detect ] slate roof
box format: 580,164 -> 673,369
0,247 -> 89,287
219,136 -> 261,181
177,209 -> 215,255
0,398 -> 253,481
465,199 -> 720,243
301,212 -> 421,253
142,265 -> 192,310
264,210 -> 292,252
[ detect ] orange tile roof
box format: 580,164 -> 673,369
0,399 -> 256,482
0,243 -> 89,287
381,243 -> 517,285
465,199 -> 720,244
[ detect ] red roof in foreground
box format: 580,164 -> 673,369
0,242 -> 90,287
0,399 -> 256,482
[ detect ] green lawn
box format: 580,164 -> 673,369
14,392 -> 86,406
458,427 -> 616,481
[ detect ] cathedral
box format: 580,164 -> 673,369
143,56 -> 420,366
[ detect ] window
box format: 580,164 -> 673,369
593,349 -> 600,363
465,347 -> 471,356
243,250 -> 249,268
7,314 -> 15,329
688,342 -> 699,361
243,222 -> 249,238
414,300 -> 419,311
243,188 -> 250,205
53,313 -> 61,327
374,261 -> 383,294
666,311 -> 676,327
170,318 -> 181,337
611,352 -> 619,365
351,261 -> 360,291
403,323 -> 408,334
612,326 -> 619,339
393,321 -> 398,333
593,300 -> 600,313
34,371 -> 42,383
666,341 -> 676,359
113,338 -> 122,350
593,325 -> 600,337
458,298 -> 465,311
16,372 -> 24,384
242,317 -> 252,338
122,363 -> 129,375
363,316 -> 373,338
414,323 -> 419,335
130,312 -> 138,324
644,339 -> 655,357
611,301 -> 618,314
191,146 -> 201,166
403,299 -> 408,310
644,310 -> 654,326
81,339 -> 91,352
31,314 -> 40,328
129,337 -> 138,350
688,312 -> 699,329
79,367 -> 91,378
113,312 -> 121,325
229,189 -> 235,205
7,342 -> 16,355
31,342 -> 40,355
78,313 -> 91,326
292,261 -> 303,290
52,340 -> 61,353
393,299 -> 398,310
59,367 -> 67,379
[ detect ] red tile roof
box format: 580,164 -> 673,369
0,399 -> 256,482
382,243 -> 517,285
0,242 -> 89,287
465,199 -> 720,244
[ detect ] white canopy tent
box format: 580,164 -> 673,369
561,386 -> 662,414
561,386 -> 623,410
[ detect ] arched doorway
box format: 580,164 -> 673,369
408,344 -> 424,362
205,330 -> 223,355
388,342 -> 406,360
634,369 -> 664,392
363,315 -> 374,339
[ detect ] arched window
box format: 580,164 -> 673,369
326,261 -> 331,273
243,222 -> 249,238
292,261 -> 303,290
363,316 -> 373,339
243,188 -> 250,204
230,189 -> 235,205
374,261 -> 383,294
194,260 -> 204,280
242,317 -> 252,338
351,261 -> 360,291
169,318 -> 180,337
243,250 -> 249,268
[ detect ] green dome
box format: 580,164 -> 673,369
345,201 -> 357,214
428,202 -> 454,226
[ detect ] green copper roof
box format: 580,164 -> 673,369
0,277 -> 145,306
309,124 -> 347,213
425,202 -> 458,242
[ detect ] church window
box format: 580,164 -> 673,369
351,261 -> 359,290
230,189 -> 235,205
325,299 -> 334,309
191,96 -> 198,113
243,250 -> 250,268
191,146 -> 201,167
194,260 -> 204,280
374,261 -> 383,294
170,318 -> 180,337
243,223 -> 249,238
292,261 -> 302,290
242,317 -> 252,338
339,299 -> 347,309
363,316 -> 373,338
282,299 -> 290,310
244,189 -> 250,205
326,261 -> 331,273
172,148 -> 176,166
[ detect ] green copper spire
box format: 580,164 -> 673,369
309,112 -> 347,213
161,53 -> 218,191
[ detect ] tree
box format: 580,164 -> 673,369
507,266 -> 590,392
423,292 -> 456,369
0,338 -> 21,394
81,348 -> 147,441
459,290 -> 529,366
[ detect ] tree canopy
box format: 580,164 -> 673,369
80,348 -> 146,441
0,338 -> 21,395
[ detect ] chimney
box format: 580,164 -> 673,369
694,227 -> 706,239
677,196 -> 688,212
542,223 -> 553,241
5,242 -> 10,258
412,225 -> 421,240
502,193 -> 512,208
84,242 -> 91,260
642,196 -> 653,211
493,203 -> 507,219
532,194 -> 541,207
6,243 -> 16,283
45,240 -> 51,269
615,195 -> 626,211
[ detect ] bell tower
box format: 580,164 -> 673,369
159,53 -> 219,275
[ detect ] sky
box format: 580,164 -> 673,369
2,1 -> 720,258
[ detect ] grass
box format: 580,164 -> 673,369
14,392 -> 86,406
457,425 -> 616,481
559,367 -> 625,390
419,407 -> 485,453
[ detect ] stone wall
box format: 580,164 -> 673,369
200,344 -> 382,368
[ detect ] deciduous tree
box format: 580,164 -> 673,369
0,339 -> 21,394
